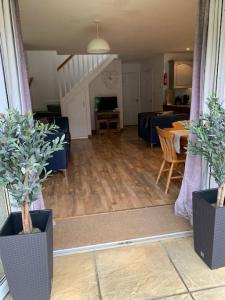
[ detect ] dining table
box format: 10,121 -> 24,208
169,129 -> 189,154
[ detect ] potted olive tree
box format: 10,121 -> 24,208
0,110 -> 64,299
188,95 -> 225,269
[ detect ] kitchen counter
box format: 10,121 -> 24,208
163,104 -> 190,116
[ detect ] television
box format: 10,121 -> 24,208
95,96 -> 118,112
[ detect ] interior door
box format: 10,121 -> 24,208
66,86 -> 90,139
140,70 -> 153,112
123,72 -> 140,125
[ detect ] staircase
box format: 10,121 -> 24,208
57,54 -> 118,139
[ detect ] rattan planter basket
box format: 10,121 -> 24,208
193,189 -> 225,269
0,209 -> 53,300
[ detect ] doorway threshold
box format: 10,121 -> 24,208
53,205 -> 192,252
54,230 -> 192,257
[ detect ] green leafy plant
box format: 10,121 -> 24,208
0,110 -> 65,233
187,95 -> 225,207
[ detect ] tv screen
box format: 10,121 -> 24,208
95,97 -> 118,112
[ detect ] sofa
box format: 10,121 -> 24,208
46,116 -> 71,150
34,115 -> 71,171
45,117 -> 71,172
34,104 -> 61,118
46,131 -> 70,172
138,112 -> 189,146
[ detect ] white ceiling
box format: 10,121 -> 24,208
19,0 -> 197,61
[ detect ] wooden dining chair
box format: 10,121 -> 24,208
156,127 -> 186,194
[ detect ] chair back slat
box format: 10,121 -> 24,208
156,127 -> 177,162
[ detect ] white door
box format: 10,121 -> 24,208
123,72 -> 140,125
140,70 -> 153,112
64,86 -> 90,139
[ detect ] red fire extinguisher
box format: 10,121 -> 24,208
163,72 -> 167,86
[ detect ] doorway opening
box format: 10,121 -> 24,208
18,0 -> 197,250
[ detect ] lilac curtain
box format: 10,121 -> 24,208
14,1 -> 45,210
14,0 -> 32,113
175,0 -> 210,221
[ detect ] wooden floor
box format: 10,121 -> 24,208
44,127 -> 182,219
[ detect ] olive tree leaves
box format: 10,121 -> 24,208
0,110 -> 65,207
187,96 -> 225,186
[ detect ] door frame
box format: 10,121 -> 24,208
0,0 -> 24,297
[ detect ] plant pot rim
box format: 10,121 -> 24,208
193,187 -> 218,194
0,209 -> 52,238
192,188 -> 225,211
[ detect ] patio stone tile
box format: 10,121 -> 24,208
161,294 -> 192,299
162,237 -> 225,292
192,286 -> 225,299
95,243 -> 187,300
51,253 -> 100,300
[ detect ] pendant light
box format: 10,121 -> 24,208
87,21 -> 110,54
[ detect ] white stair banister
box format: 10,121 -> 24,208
57,53 -> 118,139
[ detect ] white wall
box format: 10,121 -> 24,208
89,59 -> 123,130
26,51 -> 68,111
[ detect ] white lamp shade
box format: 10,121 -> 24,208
87,38 -> 110,54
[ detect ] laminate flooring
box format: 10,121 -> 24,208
44,127 -> 183,219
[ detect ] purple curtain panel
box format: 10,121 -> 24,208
14,1 -> 45,210
175,0 -> 210,222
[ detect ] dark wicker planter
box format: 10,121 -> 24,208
193,189 -> 225,269
0,209 -> 53,300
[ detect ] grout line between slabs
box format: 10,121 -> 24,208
160,241 -> 225,299
160,241 -> 192,296
190,284 -> 225,296
145,292 -> 193,300
92,252 -> 103,300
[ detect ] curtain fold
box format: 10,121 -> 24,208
13,0 -> 45,210
13,0 -> 32,113
175,0 -> 210,221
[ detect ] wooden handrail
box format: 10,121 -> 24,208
29,77 -> 34,87
57,55 -> 74,71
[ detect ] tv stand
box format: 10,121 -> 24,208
95,111 -> 120,134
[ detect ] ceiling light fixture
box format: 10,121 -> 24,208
87,21 -> 110,54
186,47 -> 191,51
